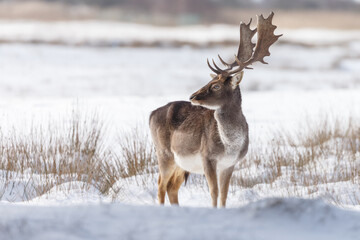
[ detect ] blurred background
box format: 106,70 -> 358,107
0,0 -> 360,27
0,0 -> 359,101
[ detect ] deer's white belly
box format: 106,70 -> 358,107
174,153 -> 204,174
217,153 -> 239,170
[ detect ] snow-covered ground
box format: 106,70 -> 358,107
0,21 -> 360,239
1,198 -> 360,240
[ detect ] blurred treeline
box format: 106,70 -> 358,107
4,0 -> 359,11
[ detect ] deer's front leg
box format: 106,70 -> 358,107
219,165 -> 234,208
203,158 -> 218,207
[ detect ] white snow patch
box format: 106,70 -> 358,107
0,198 -> 359,240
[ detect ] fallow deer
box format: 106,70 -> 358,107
149,12 -> 281,207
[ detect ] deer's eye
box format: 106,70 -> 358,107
211,84 -> 221,91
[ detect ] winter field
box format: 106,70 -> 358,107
0,21 -> 360,239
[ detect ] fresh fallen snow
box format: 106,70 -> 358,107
282,28 -> 360,46
0,21 -> 239,46
28,182 -> 108,206
1,20 -> 360,46
111,165 -> 360,210
1,198 -> 360,240
0,43 -> 359,97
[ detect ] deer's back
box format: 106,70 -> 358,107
149,101 -> 222,157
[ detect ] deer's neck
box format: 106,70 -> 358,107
214,88 -> 248,149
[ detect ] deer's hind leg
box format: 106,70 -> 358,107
166,167 -> 187,205
157,152 -> 176,205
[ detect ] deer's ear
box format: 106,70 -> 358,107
231,71 -> 244,89
210,73 -> 217,79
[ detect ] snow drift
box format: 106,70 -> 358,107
1,198 -> 359,240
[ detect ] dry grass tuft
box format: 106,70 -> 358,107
117,126 -> 157,178
0,111 -> 159,201
0,111 -> 110,200
232,114 -> 360,205
0,110 -> 111,200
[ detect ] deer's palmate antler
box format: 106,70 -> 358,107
150,12 -> 281,208
208,12 -> 282,76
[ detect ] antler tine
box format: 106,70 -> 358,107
212,59 -> 226,72
233,55 -> 241,65
217,54 -> 231,68
207,58 -> 221,74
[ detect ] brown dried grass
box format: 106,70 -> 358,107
233,115 -> 360,194
0,108 -> 358,205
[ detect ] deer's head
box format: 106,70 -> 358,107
190,12 -> 281,110
190,72 -> 244,110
